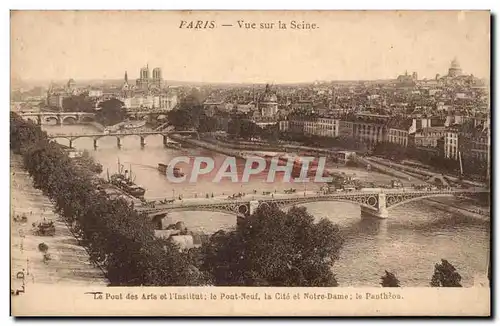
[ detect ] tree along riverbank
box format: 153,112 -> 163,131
11,112 -> 205,286
11,154 -> 108,286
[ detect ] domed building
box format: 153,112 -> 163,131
67,78 -> 76,89
258,84 -> 278,118
448,58 -> 463,77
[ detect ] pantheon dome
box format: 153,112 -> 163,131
448,58 -> 463,77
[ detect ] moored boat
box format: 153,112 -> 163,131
108,159 -> 146,199
158,163 -> 184,177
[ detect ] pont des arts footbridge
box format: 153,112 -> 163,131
136,188 -> 490,226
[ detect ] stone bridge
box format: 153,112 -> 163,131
136,189 -> 489,225
19,110 -> 171,125
47,130 -> 199,149
19,111 -> 96,125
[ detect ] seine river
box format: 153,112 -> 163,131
34,124 -> 490,287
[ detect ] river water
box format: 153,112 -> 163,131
37,124 -> 490,287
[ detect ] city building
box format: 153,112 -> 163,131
470,129 -> 490,162
288,119 -> 305,134
303,120 -> 318,136
448,58 -> 463,77
121,94 -> 178,111
279,120 -> 289,132
135,65 -> 163,91
339,120 -> 354,138
46,78 -> 80,109
258,85 -> 279,118
46,92 -> 65,109
316,117 -> 339,138
352,121 -> 386,145
396,71 -> 418,87
387,119 -> 413,147
409,126 -> 447,147
118,65 -> 177,111
88,89 -> 103,98
444,128 -> 459,160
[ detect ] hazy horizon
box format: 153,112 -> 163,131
11,11 -> 490,84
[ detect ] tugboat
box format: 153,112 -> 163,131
164,141 -> 182,150
158,163 -> 184,178
108,159 -> 146,199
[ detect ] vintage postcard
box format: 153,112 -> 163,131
10,10 -> 490,316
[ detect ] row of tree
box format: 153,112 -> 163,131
11,112 -> 202,286
380,259 -> 464,287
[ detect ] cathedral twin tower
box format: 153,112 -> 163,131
125,65 -> 163,91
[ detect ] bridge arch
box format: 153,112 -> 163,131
50,137 -> 72,147
148,202 -> 249,220
25,117 -> 37,124
386,193 -> 457,210
62,116 -> 78,125
45,116 -> 60,124
149,207 -> 242,220
274,196 -> 380,212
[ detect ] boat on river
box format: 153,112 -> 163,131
158,163 -> 184,178
165,142 -> 182,150
108,159 -> 146,199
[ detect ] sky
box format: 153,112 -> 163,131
10,10 -> 490,84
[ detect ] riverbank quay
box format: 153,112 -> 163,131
204,136 -> 340,156
10,113 -> 204,286
424,198 -> 489,221
355,156 -> 425,182
11,154 -> 108,287
169,134 -> 248,159
367,156 -> 487,188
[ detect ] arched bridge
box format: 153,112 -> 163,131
136,188 -> 490,220
18,110 -> 172,125
47,130 -> 199,149
18,111 -> 96,125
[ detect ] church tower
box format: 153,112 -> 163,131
122,70 -> 130,95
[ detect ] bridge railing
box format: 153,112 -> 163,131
134,188 -> 489,211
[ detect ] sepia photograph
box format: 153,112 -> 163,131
9,10 -> 491,316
